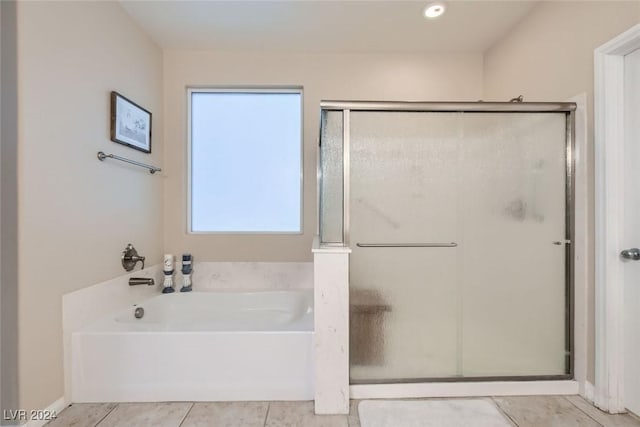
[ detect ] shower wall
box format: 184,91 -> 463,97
320,108 -> 570,382
483,0 -> 640,384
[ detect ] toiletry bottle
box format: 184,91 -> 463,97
180,253 -> 193,292
162,254 -> 175,294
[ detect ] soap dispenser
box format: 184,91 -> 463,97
180,253 -> 193,292
162,254 -> 175,293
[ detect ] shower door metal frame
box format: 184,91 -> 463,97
319,101 -> 577,383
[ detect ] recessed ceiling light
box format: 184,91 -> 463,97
424,2 -> 446,19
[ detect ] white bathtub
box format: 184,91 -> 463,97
71,290 -> 314,402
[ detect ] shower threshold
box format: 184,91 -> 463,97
349,379 -> 579,400
350,374 -> 573,385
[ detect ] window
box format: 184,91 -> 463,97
189,89 -> 302,233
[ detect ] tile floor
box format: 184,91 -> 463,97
45,396 -> 640,427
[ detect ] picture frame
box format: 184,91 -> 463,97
110,91 -> 152,153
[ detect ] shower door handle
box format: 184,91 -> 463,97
356,242 -> 458,248
621,248 -> 640,260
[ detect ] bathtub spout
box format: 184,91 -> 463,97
129,277 -> 155,286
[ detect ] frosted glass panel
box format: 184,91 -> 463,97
349,112 -> 461,381
346,110 -> 568,382
460,113 -> 566,376
320,111 -> 343,244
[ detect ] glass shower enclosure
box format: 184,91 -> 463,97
318,101 -> 575,383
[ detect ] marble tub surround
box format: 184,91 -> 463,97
189,261 -> 313,290
312,238 -> 351,415
63,264 -> 163,404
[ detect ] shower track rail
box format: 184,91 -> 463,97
319,101 -> 577,113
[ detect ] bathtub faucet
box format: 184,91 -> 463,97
129,277 -> 155,286
122,243 -> 146,271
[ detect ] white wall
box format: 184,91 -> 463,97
163,51 -> 483,262
483,0 -> 640,384
16,1 -> 163,412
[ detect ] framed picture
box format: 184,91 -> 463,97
110,91 -> 152,153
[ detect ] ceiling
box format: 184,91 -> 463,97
119,0 -> 539,53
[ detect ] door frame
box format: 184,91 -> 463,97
594,23 -> 640,414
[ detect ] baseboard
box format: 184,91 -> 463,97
582,381 -> 595,403
350,380 -> 580,400
24,397 -> 67,427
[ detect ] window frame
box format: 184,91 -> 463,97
187,86 -> 304,234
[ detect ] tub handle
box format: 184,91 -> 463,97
122,243 -> 146,271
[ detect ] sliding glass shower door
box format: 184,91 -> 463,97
337,109 -> 570,383
349,112 -> 461,380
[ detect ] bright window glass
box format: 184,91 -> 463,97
190,90 -> 302,233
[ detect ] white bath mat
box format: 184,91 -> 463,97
358,399 -> 513,427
